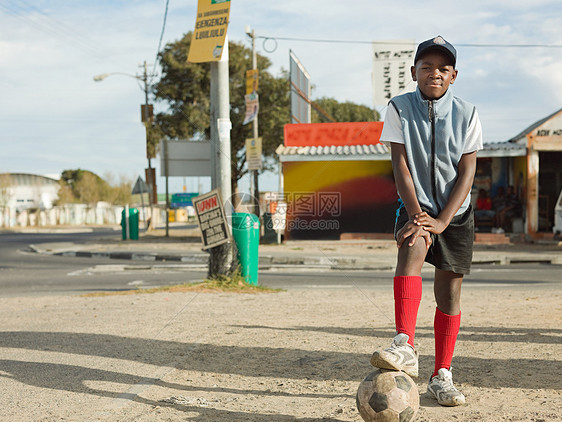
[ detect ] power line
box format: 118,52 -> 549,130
0,0 -> 104,58
257,35 -> 562,49
457,42 -> 562,48
18,0 -> 96,47
151,0 -> 171,78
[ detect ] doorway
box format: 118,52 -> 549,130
538,151 -> 562,231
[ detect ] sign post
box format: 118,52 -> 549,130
188,0 -> 233,277
247,27 -> 261,215
132,176 -> 150,229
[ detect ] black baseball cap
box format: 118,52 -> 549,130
414,36 -> 456,67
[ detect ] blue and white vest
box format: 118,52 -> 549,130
390,87 -> 477,216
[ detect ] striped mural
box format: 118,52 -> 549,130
283,159 -> 397,239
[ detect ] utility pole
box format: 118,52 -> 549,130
140,61 -> 156,231
246,27 -> 260,217
164,139 -> 169,237
209,37 -> 233,277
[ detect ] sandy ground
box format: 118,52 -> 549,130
0,281 -> 561,421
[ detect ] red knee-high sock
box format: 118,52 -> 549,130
433,307 -> 461,377
394,276 -> 422,348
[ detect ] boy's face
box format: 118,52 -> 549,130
411,50 -> 458,100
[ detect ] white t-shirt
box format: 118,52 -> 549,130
380,104 -> 483,153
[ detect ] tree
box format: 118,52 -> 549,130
56,180 -> 74,205
152,33 -> 290,193
60,169 -> 105,205
76,172 -> 105,204
103,173 -> 133,205
152,33 -> 380,192
58,169 -> 132,206
311,97 -> 380,123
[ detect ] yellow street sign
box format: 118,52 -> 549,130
187,0 -> 231,63
246,69 -> 259,94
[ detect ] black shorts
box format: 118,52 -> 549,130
394,202 -> 475,275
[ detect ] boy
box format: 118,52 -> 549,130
370,36 -> 483,407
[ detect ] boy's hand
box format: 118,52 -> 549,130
396,221 -> 432,250
413,212 -> 447,234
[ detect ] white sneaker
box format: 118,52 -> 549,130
428,367 -> 466,406
370,333 -> 419,377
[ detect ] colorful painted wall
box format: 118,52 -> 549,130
283,160 -> 397,239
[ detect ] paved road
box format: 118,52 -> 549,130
0,230 -> 203,297
1,231 -> 560,297
264,263 -> 562,290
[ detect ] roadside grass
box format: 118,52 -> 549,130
81,272 -> 283,297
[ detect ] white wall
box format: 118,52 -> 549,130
0,203 -> 122,228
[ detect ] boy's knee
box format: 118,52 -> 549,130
395,241 -> 427,276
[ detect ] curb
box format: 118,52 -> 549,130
54,250 -> 209,264
50,250 -> 395,270
29,247 -> 562,269
472,254 -> 562,265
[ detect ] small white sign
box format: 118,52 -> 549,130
192,189 -> 230,250
372,40 -> 416,107
245,137 -> 262,170
218,118 -> 232,141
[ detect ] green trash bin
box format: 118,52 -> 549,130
231,213 -> 260,285
120,208 -> 139,240
129,208 -> 139,240
121,208 -> 128,240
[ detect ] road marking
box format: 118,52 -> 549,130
67,264 -> 207,276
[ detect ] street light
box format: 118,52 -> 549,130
93,61 -> 158,231
93,73 -> 110,82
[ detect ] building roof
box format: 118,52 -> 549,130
276,143 -> 390,162
479,141 -> 526,157
507,108 -> 562,143
276,141 -> 526,162
0,173 -> 59,186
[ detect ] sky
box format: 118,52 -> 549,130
1,0 -> 561,196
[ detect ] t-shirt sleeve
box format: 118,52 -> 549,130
380,103 -> 404,147
463,108 -> 483,153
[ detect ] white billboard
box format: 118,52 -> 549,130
289,50 -> 311,124
160,140 -> 212,177
372,40 -> 416,107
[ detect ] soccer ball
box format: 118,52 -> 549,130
356,369 -> 419,422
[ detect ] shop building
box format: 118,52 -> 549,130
277,109 -> 562,239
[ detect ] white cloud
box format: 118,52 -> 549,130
0,0 -> 561,193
